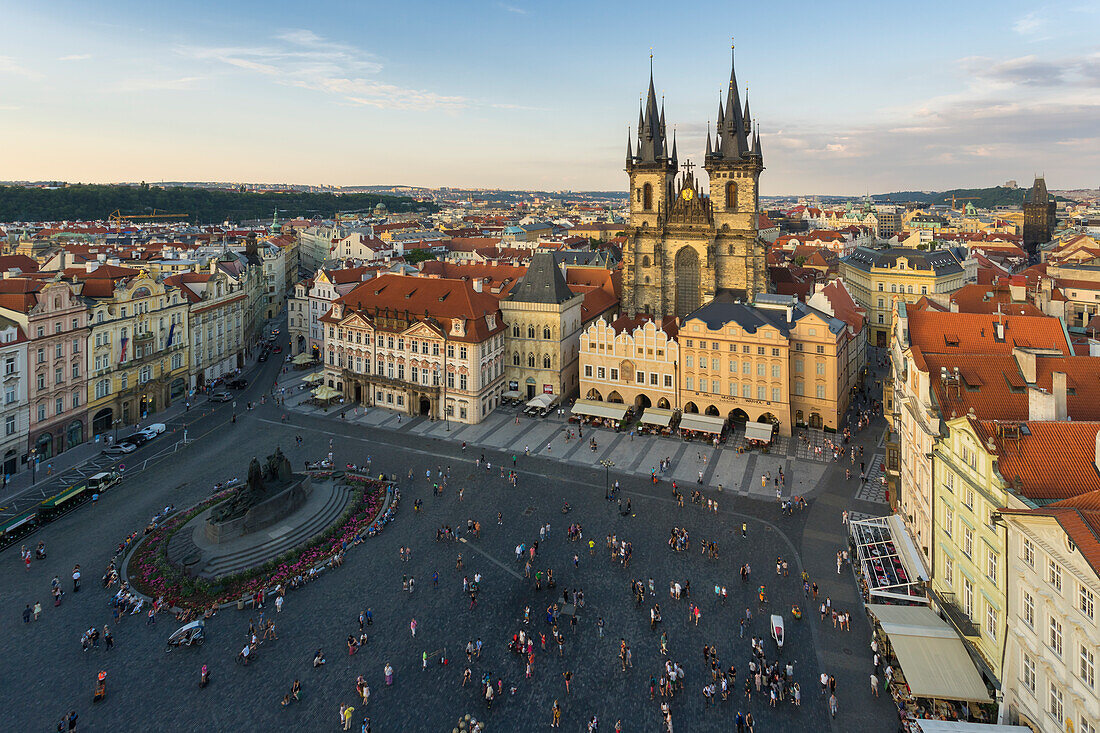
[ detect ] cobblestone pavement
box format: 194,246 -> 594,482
855,454 -> 889,504
3,329 -> 896,732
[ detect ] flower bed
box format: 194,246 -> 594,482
125,475 -> 396,609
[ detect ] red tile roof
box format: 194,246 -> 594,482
907,310 -> 1070,355
971,419 -> 1100,501
324,273 -> 505,343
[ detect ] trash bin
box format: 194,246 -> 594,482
237,599 -> 244,611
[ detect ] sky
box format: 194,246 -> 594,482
0,0 -> 1097,195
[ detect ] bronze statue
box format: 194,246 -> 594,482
211,448 -> 294,522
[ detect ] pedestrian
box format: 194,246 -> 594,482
22,604 -> 30,623
563,670 -> 573,694
410,618 -> 416,637
870,672 -> 879,697
33,601 -> 41,621
72,565 -> 81,593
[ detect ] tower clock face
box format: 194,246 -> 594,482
681,188 -> 694,201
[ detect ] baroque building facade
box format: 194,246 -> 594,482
621,51 -> 767,319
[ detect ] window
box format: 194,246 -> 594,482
584,365 -> 592,377
685,377 -> 693,391
878,283 -> 884,292
55,343 -> 63,358
757,347 -> 765,356
71,363 -> 79,379
1022,653 -> 1036,694
120,374 -> 127,390
963,526 -> 973,558
4,415 -> 14,435
71,391 -> 79,408
963,578 -> 974,618
963,487 -> 974,509
794,359 -> 803,374
597,367 -> 605,380
3,387 -> 13,404
1049,560 -> 1063,593
55,397 -> 63,415
1082,719 -> 1097,733
944,506 -> 953,536
757,385 -> 766,400
987,551 -> 998,584
742,362 -> 750,374
514,353 -> 521,366
3,357 -> 12,375
1023,538 -> 1035,567
447,372 -> 454,388
756,363 -> 765,377
816,384 -> 826,399
650,373 -> 658,386
794,381 -> 804,396
878,298 -> 885,309
459,374 -> 467,390
37,404 -> 45,422
943,556 -> 954,585
664,375 -> 672,387
1081,645 -> 1096,688
1050,616 -> 1063,657
772,387 -> 781,402
1049,682 -> 1064,723
742,384 -> 750,398
543,327 -> 551,340
609,368 -> 618,381
816,345 -> 825,354
985,605 -> 997,640
771,365 -> 780,379
527,326 -> 535,339
1023,590 -> 1034,628
37,348 -> 44,364
542,355 -> 551,369
36,374 -> 44,390
527,354 -> 535,368
878,314 -> 884,325
685,355 -> 693,368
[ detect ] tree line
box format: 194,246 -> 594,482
0,183 -> 435,224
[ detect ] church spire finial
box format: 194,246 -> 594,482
706,120 -> 712,156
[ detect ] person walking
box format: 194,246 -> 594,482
870,672 -> 879,697
409,619 -> 417,637
551,699 -> 562,728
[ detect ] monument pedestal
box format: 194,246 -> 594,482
204,475 -> 312,544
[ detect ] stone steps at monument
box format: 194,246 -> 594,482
166,530 -> 201,566
200,484 -> 355,579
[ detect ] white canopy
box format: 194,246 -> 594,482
866,604 -> 991,703
639,407 -> 677,428
502,390 -> 522,399
526,393 -> 556,409
679,413 -> 726,434
571,399 -> 628,421
850,514 -> 929,602
913,722 -> 1029,733
744,421 -> 774,442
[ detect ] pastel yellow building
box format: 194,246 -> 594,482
840,247 -> 968,347
579,314 -> 679,411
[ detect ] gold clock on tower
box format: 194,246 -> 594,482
681,188 -> 694,201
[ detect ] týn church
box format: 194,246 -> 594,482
621,49 -> 768,318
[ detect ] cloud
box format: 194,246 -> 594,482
960,52 -> 1100,88
177,31 -> 464,111
500,3 -> 528,14
0,55 -> 41,79
57,54 -> 92,62
114,76 -> 204,92
1012,11 -> 1049,38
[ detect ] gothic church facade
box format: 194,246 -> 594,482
622,51 -> 768,319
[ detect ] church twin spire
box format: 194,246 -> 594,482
628,46 -> 760,170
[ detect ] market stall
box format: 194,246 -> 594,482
744,421 -> 775,443
678,413 -> 726,441
301,372 -> 325,384
910,722 -> 1029,733
570,399 -> 629,428
638,407 -> 677,435
850,514 -> 929,603
524,393 -> 557,416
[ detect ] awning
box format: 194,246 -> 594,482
913,722 -> 1030,733
850,515 -> 929,602
301,372 -> 324,384
502,390 -> 522,399
866,604 -> 991,703
571,399 -> 628,421
639,407 -> 677,428
744,421 -> 774,442
526,393 -> 557,409
678,413 -> 726,434
312,386 -> 342,401
292,353 -> 313,365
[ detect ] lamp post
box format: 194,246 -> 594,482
29,447 -> 37,484
113,419 -> 121,444
600,458 -> 615,499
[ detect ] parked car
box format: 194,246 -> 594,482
209,392 -> 233,403
258,352 -> 269,362
122,433 -> 150,446
227,378 -> 248,389
273,346 -> 282,353
139,423 -> 167,438
103,443 -> 136,455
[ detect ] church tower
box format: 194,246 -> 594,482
704,47 -> 768,300
621,49 -> 768,319
1022,176 -> 1055,256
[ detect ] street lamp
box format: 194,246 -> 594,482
29,447 -> 37,484
113,419 -> 121,444
600,458 -> 615,499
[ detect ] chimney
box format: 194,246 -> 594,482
85,262 -> 97,273
1009,282 -> 1025,301
1053,371 -> 1068,420
949,301 -> 959,313
1028,387 -> 1056,421
994,321 -> 1005,341
472,278 -> 483,293
1014,348 -> 1037,383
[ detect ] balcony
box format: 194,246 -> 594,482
342,368 -> 439,396
933,589 -> 980,638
